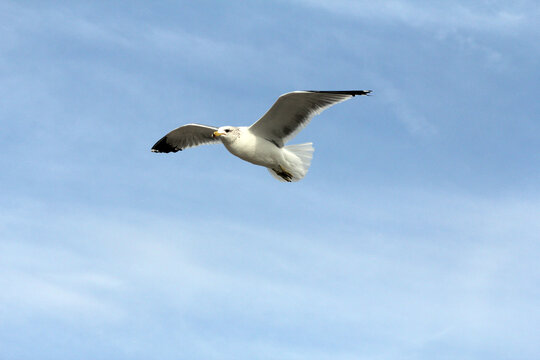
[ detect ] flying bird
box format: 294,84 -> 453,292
151,90 -> 371,182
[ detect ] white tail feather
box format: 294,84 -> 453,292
267,143 -> 314,182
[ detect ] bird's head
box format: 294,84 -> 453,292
213,126 -> 240,142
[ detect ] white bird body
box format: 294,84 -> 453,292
220,127 -> 272,167
219,126 -> 313,181
219,127 -> 285,167
151,90 -> 371,182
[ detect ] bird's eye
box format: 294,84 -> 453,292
225,129 -> 231,133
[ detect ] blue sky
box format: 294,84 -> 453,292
1,0 -> 539,359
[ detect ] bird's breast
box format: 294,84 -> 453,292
224,131 -> 281,167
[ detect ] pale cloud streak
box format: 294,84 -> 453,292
1,186 -> 539,357
292,0 -> 537,34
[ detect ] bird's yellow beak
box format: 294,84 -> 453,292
213,131 -> 224,138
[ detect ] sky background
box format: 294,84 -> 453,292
1,1 -> 540,359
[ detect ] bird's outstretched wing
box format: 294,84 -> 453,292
249,90 -> 371,147
151,124 -> 220,153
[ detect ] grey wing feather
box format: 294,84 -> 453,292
151,124 -> 219,153
249,90 -> 371,146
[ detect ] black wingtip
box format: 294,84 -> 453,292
151,137 -> 181,153
349,90 -> 372,96
307,90 -> 373,96
359,90 -> 373,96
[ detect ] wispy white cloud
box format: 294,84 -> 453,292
292,0 -> 537,34
370,75 -> 438,135
0,2 -> 131,50
0,271 -> 124,323
1,187 -> 539,358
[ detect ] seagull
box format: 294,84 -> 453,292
151,90 -> 371,182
